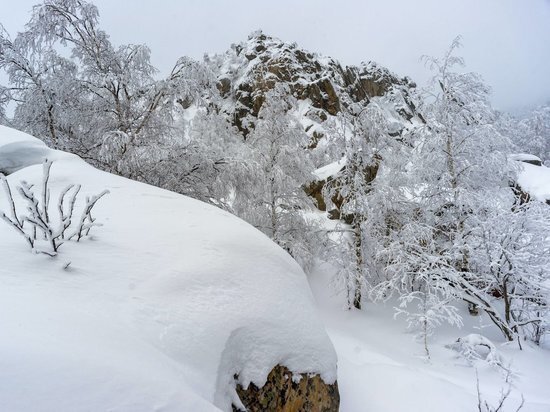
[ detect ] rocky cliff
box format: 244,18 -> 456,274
205,31 -> 423,140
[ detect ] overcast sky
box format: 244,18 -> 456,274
1,0 -> 549,113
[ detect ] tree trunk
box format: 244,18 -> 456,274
352,220 -> 363,310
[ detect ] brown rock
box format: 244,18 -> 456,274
234,365 -> 339,412
217,78 -> 232,98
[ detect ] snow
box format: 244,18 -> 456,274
3,123 -> 548,412
446,334 -> 506,369
0,126 -> 75,175
0,125 -> 41,145
314,158 -> 346,181
0,127 -> 337,411
516,161 -> 550,202
309,263 -> 550,412
510,153 -> 542,163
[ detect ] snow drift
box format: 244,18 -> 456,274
0,126 -> 337,411
516,160 -> 550,203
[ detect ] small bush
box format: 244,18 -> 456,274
0,160 -> 108,256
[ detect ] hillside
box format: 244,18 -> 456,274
2,126 -> 550,412
1,4 -> 549,410
0,126 -> 338,411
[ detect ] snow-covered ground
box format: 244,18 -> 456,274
2,125 -> 550,412
0,126 -> 336,411
517,161 -> 550,203
309,263 -> 550,412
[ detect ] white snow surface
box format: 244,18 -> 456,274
0,125 -> 72,174
309,263 -> 550,412
510,153 -> 542,163
516,161 -> 550,202
314,158 -> 346,181
0,127 -> 337,411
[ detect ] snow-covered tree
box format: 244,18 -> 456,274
0,0 -> 214,176
516,105 -> 550,166
368,38 -> 550,346
476,200 -> 550,345
232,85 -> 321,266
323,102 -> 397,309
137,109 -> 245,207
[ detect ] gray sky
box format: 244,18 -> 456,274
1,0 -> 549,113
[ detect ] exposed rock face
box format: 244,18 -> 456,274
305,159 -> 381,223
203,31 -> 426,222
234,365 -> 339,412
511,182 -> 532,205
206,31 -> 422,137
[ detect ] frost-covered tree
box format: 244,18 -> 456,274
516,105 -> 550,166
0,160 -> 108,256
323,103 -> 397,309
232,85 -> 321,266
368,38 -> 550,345
0,0 -> 213,175
476,200 -> 550,345
137,110 -> 246,207
0,21 -> 81,148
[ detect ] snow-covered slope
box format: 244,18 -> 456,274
0,126 -> 337,411
309,263 -> 550,412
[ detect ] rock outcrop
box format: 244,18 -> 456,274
203,31 -> 424,220
206,31 -> 422,138
234,365 -> 339,412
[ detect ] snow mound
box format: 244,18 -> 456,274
0,125 -> 41,145
314,158 -> 346,181
0,126 -> 74,175
516,161 -> 550,202
447,334 -> 507,370
510,153 -> 542,164
0,127 -> 337,411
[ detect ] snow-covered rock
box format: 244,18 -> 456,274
516,160 -> 550,203
205,31 -> 423,139
510,153 -> 543,166
0,127 -> 338,411
447,334 -> 506,370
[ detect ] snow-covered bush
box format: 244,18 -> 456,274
476,369 -> 525,412
0,160 -> 108,256
447,334 -> 507,371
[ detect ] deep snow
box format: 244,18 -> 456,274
517,161 -> 550,203
2,125 -> 549,412
309,262 -> 550,412
0,126 -> 337,411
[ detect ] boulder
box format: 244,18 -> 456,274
234,365 -> 339,412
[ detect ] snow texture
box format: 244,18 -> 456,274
509,153 -> 542,163
0,127 -> 337,411
309,263 -> 550,412
516,161 -> 550,202
0,126 -> 73,175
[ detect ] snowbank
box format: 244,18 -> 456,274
309,263 -> 550,412
509,153 -> 542,164
0,127 -> 337,411
516,161 -> 550,202
509,153 -> 542,166
314,158 -> 346,181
